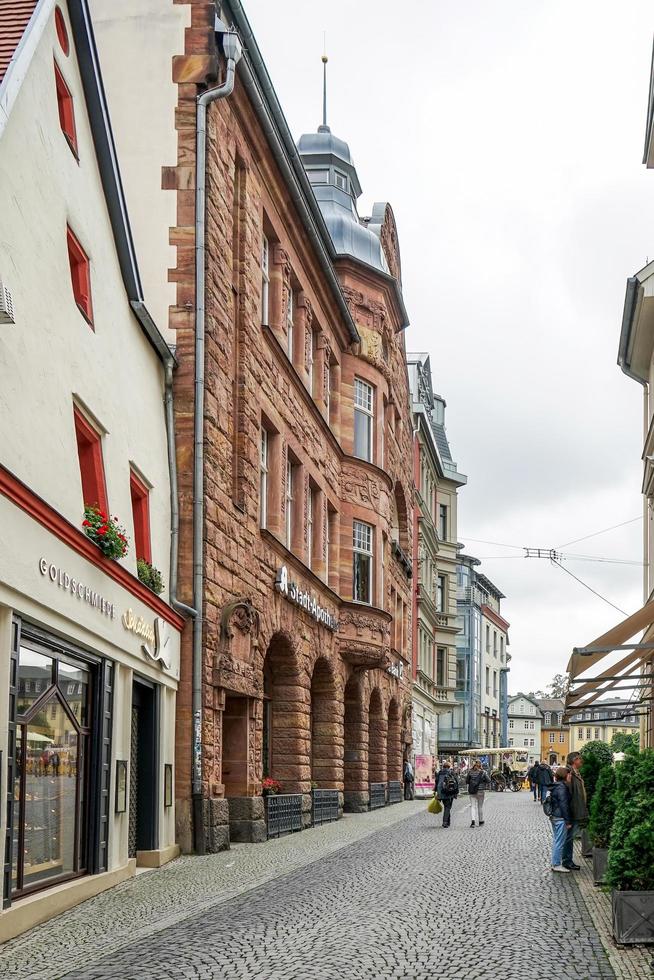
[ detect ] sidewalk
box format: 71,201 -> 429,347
0,800 -> 425,980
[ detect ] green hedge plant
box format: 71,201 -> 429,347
587,763 -> 616,849
137,558 -> 164,595
606,749 -> 654,892
580,740 -> 613,810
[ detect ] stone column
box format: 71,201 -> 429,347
270,244 -> 290,349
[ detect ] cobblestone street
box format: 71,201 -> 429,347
2,791 -> 643,980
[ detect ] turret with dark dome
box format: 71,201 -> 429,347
297,62 -> 390,276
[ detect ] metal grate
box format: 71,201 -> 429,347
369,782 -> 387,810
387,781 -> 403,804
265,793 -> 303,839
312,789 -> 339,826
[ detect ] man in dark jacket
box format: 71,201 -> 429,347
436,763 -> 459,828
527,761 -> 539,800
536,761 -> 553,802
549,766 -> 573,872
562,752 -> 588,870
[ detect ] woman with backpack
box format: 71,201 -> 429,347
436,762 -> 459,828
547,766 -> 573,873
466,760 -> 491,827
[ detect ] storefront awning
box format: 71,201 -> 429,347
564,600 -> 654,720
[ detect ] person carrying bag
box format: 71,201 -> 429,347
466,761 -> 490,827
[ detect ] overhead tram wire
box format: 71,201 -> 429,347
550,558 -> 628,616
557,515 -> 643,549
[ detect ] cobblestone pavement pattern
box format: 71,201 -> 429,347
0,794 -> 626,980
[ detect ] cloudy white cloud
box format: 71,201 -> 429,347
246,0 -> 653,692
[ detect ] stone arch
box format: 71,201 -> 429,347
343,674 -> 368,812
368,688 -> 387,784
310,657 -> 342,789
387,696 -> 402,782
262,631 -> 309,793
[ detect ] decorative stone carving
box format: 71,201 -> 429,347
220,598 -> 260,641
339,643 -> 388,670
340,611 -> 391,639
341,465 -> 381,507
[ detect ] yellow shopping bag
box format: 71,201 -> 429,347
427,796 -> 442,815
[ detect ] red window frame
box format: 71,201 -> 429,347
55,7 -> 69,56
130,470 -> 152,563
54,61 -> 77,157
67,226 -> 93,326
74,408 -> 108,515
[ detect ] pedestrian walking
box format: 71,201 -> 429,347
536,760 -> 553,802
562,752 -> 588,870
549,766 -> 573,873
403,758 -> 414,800
466,760 -> 490,827
436,762 -> 459,828
527,761 -> 539,800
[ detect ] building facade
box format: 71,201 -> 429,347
507,694 -> 542,767
407,354 -> 466,779
535,698 -> 569,766
113,0 -> 415,849
567,702 -> 639,754
0,1 -> 182,939
478,574 -> 510,750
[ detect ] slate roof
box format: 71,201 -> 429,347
0,0 -> 37,84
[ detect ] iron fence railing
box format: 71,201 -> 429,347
265,793 -> 303,839
387,781 -> 403,804
369,782 -> 387,810
312,789 -> 340,826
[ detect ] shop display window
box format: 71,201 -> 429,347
11,641 -> 92,897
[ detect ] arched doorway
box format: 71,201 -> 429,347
343,675 -> 367,811
261,632 -> 308,793
368,688 -> 387,784
387,697 -> 402,782
310,658 -> 341,788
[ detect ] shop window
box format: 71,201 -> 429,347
352,519 -> 373,604
12,640 -> 93,897
67,226 -> 93,324
353,377 -> 374,462
54,61 -> 77,157
74,406 -> 108,514
130,469 -> 152,563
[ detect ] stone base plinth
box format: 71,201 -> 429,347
344,790 -> 369,813
228,796 -> 267,843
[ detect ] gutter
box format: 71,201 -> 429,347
618,276 -> 647,386
224,0 -> 360,345
190,28 -> 242,855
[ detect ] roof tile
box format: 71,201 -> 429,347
0,0 -> 39,85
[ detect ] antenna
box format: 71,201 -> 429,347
320,33 -> 329,132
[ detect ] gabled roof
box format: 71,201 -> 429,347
0,0 -> 37,85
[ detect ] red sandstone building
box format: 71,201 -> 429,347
165,2 -> 416,849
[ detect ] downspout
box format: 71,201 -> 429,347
191,28 -> 242,855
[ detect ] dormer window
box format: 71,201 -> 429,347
334,170 -> 348,192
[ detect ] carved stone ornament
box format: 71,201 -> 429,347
341,466 -> 381,507
340,643 -> 388,670
220,598 -> 261,641
357,325 -> 391,381
340,611 -> 390,638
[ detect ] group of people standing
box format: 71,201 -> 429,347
434,760 -> 489,828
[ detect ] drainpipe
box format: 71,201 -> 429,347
191,25 -> 243,855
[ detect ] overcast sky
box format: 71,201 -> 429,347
246,0 -> 654,694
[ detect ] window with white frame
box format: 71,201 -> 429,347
545,712 -> 551,725
493,632 -> 497,657
286,288 -> 294,360
523,738 -> 529,747
578,728 -> 583,739
529,738 -> 534,747
508,738 -> 513,747
259,426 -> 268,528
549,733 -> 555,743
559,733 -> 565,743
509,719 -> 514,729
439,503 -> 447,540
307,485 -> 313,567
261,235 -> 269,326
585,728 -> 591,740
285,457 -> 294,548
500,636 -> 504,661
307,329 -> 316,396
353,378 -> 374,462
325,359 -> 331,420
352,520 -> 373,604
493,671 -> 497,698
436,574 -> 446,613
485,625 -> 490,652
594,728 -> 600,740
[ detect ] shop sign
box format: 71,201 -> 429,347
122,609 -> 171,670
387,659 -> 404,679
274,565 -> 338,632
39,558 -> 115,619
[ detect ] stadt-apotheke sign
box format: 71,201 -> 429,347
274,565 -> 338,632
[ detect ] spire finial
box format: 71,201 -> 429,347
319,34 -> 330,133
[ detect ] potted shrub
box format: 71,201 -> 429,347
580,740 -> 613,856
588,763 -> 616,884
607,749 -> 654,944
82,506 -> 128,559
137,558 -> 164,595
